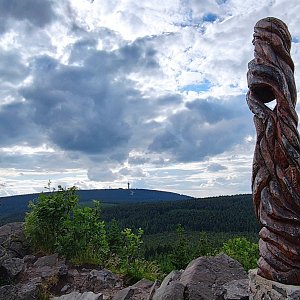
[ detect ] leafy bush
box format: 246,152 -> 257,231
25,184 -> 162,282
25,185 -> 108,265
220,237 -> 259,271
25,184 -> 78,253
58,201 -> 109,265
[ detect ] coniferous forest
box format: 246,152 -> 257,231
1,188 -> 260,279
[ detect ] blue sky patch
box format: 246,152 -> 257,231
292,36 -> 299,43
203,13 -> 218,23
180,80 -> 212,93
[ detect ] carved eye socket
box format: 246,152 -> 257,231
252,84 -> 275,103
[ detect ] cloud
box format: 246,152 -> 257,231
0,0 -> 57,34
149,95 -> 253,162
206,163 -> 227,172
18,35 -> 160,157
0,51 -> 29,83
0,0 -> 300,197
87,167 -> 119,182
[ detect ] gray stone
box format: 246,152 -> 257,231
34,253 -> 59,267
0,222 -> 29,267
23,255 -> 36,264
51,291 -> 103,300
2,257 -> 24,278
132,278 -> 154,289
152,282 -> 185,300
0,281 -> 40,300
222,279 -> 249,300
159,270 -> 182,290
153,254 -> 248,300
249,269 -> 300,300
180,254 -> 247,300
112,286 -> 136,300
84,268 -> 121,292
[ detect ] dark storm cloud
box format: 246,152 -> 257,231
19,36 -> 159,156
0,0 -> 56,33
149,96 -> 253,162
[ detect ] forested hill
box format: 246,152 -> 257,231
0,188 -> 193,224
102,193 -> 259,235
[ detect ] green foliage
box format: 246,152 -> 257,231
58,201 -> 109,265
25,184 -> 78,253
220,237 -> 259,271
171,224 -> 190,270
107,219 -> 122,255
194,231 -> 214,257
25,184 -> 108,265
121,227 -> 144,262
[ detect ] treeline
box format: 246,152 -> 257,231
102,194 -> 260,235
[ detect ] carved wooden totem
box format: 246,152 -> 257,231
247,17 -> 300,285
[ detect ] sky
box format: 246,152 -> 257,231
0,0 -> 300,198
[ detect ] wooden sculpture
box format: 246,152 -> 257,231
247,17 -> 300,285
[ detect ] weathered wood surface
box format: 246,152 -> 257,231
247,17 -> 300,285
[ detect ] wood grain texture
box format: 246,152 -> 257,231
247,17 -> 300,285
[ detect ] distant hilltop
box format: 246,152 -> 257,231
0,188 -> 193,224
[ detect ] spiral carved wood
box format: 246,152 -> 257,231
247,17 -> 300,285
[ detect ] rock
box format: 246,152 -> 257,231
152,282 -> 185,300
1,257 -> 24,278
34,253 -> 59,267
180,254 -> 247,300
0,281 -> 40,300
249,269 -> 300,300
23,255 -> 36,264
51,291 -> 103,300
132,278 -> 154,289
221,279 -> 249,300
24,253 -> 68,280
112,286 -> 136,300
84,268 -> 121,292
153,254 -> 248,300
0,222 -> 29,259
159,270 -> 183,290
112,278 -> 157,300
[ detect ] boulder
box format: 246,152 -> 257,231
83,268 -> 122,293
0,281 -> 40,300
1,257 -> 24,278
113,278 -> 157,300
51,291 -> 103,300
0,222 -> 29,266
249,269 -> 300,300
153,254 -> 248,300
221,279 -> 249,300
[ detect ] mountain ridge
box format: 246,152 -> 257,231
0,188 -> 193,225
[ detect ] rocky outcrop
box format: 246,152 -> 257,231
0,222 -> 250,300
249,269 -> 300,300
152,254 -> 249,300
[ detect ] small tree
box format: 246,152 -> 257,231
195,231 -> 213,257
107,219 -> 122,255
220,237 -> 259,271
25,185 -> 78,253
25,185 -> 109,265
171,224 -> 190,269
58,201 -> 109,264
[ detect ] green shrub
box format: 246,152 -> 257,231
220,237 -> 259,271
171,224 -> 190,270
25,185 -> 108,265
58,201 -> 109,265
25,185 -> 78,253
